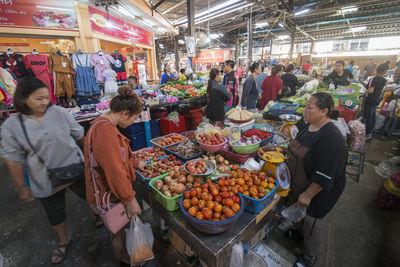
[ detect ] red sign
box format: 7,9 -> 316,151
197,49 -> 231,63
0,0 -> 78,31
88,6 -> 153,47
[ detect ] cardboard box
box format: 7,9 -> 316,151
168,229 -> 196,264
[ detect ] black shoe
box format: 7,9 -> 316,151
284,229 -> 304,245
293,255 -> 317,267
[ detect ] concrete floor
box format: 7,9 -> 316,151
0,136 -> 399,267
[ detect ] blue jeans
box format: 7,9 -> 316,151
363,105 -> 376,135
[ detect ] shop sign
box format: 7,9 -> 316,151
0,0 -> 78,31
88,6 -> 153,47
196,49 -> 231,63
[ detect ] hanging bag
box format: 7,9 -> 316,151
87,120 -> 129,234
18,114 -> 84,188
126,217 -> 154,265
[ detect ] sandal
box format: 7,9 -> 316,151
51,239 -> 72,264
95,214 -> 104,228
292,255 -> 317,267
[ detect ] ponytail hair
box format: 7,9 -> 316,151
271,65 -> 283,76
110,86 -> 143,116
311,92 -> 340,120
207,68 -> 220,99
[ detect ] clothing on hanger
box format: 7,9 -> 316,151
73,53 -> 100,97
103,69 -> 118,94
91,54 -> 115,83
49,54 -> 75,99
0,67 -> 17,95
111,53 -> 127,82
0,53 -> 34,78
26,54 -> 56,104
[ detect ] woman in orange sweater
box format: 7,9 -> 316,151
84,86 -> 145,264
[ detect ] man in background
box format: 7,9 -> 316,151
223,60 -> 239,112
347,60 -> 355,73
363,58 -> 377,80
302,60 -> 312,74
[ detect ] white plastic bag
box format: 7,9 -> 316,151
229,242 -> 244,267
281,203 -> 307,223
126,218 -> 154,265
240,158 -> 260,171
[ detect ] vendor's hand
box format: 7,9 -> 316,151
297,192 -> 312,208
17,186 -> 34,202
125,198 -> 142,219
138,161 -> 146,171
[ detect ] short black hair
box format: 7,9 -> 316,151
349,60 -> 354,65
180,68 -> 185,74
285,64 -> 294,73
376,63 -> 389,74
335,60 -> 345,67
128,75 -> 138,83
225,60 -> 235,69
14,77 -> 51,115
249,62 -> 260,73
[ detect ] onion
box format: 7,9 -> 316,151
164,176 -> 173,185
177,175 -> 187,184
154,180 -> 163,191
172,183 -> 186,194
187,174 -> 195,183
163,190 -> 172,197
161,185 -> 169,192
173,171 -> 180,179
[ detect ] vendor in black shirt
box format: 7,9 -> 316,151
205,68 -> 231,126
287,92 -> 347,267
323,60 -> 353,88
280,64 -> 304,97
359,63 -> 388,138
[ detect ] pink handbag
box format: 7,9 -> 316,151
88,120 -> 130,234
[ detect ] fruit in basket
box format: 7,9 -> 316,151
157,135 -> 186,147
186,159 -> 208,174
133,148 -> 166,162
182,131 -> 196,140
139,155 -> 182,178
197,132 -> 225,145
182,179 -> 241,221
202,153 -> 232,173
232,136 -> 261,146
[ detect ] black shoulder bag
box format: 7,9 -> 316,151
18,114 -> 84,188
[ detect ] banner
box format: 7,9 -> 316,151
197,49 -> 231,63
0,0 -> 78,30
88,6 -> 153,47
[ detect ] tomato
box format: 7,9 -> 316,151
207,201 -> 215,210
232,164 -> 239,171
211,188 -> 219,196
213,212 -> 221,219
188,206 -> 197,216
184,191 -> 191,199
183,199 -> 191,209
233,195 -> 240,203
267,177 -> 275,184
229,180 -> 236,187
214,204 -> 223,213
189,189 -> 197,198
208,193 -> 214,201
196,188 -> 202,195
243,184 -> 249,191
218,179 -> 226,187
202,188 -> 209,193
225,198 -> 234,207
206,178 -> 212,184
220,186 -> 228,192
198,199 -> 206,210
261,181 -> 268,188
232,203 -> 241,213
202,208 -> 212,219
231,187 -> 239,195
268,183 -> 276,190
214,195 -> 222,203
254,178 -> 261,186
258,192 -> 266,198
237,178 -> 245,185
221,192 -> 230,199
224,207 -> 234,218
238,186 -> 244,193
243,191 -> 250,196
191,197 -> 199,206
194,182 -> 201,188
196,211 -> 204,220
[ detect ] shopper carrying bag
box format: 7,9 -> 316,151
126,218 -> 154,266
1,77 -> 86,264
84,85 -> 147,264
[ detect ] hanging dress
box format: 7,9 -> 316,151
103,69 -> 118,95
73,54 -> 100,97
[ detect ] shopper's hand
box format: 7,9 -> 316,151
297,192 -> 312,208
125,198 -> 142,219
138,161 -> 146,171
17,186 -> 34,202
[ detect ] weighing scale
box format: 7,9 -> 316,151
278,114 -> 302,141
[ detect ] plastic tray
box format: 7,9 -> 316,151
269,103 -> 299,116
253,123 -> 274,133
164,141 -> 206,162
242,128 -> 273,147
135,171 -> 169,191
179,192 -> 244,234
220,149 -> 257,164
132,147 -> 168,164
239,180 -> 279,213
181,130 -> 197,142
149,176 -> 182,211
150,133 -> 188,149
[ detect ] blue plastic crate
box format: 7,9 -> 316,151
130,132 -> 146,151
150,119 -> 161,139
128,122 -> 145,135
260,135 -> 274,147
269,103 -> 299,116
239,180 -> 279,213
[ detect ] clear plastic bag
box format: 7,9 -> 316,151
240,158 -> 260,171
281,203 -> 307,223
229,242 -> 244,267
126,218 -> 154,265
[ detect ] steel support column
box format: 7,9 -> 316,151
235,39 -> 239,64
289,31 -> 295,60
174,36 -> 180,72
187,0 -> 195,37
247,11 -> 253,64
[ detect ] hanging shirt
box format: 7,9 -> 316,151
72,53 -> 91,69
91,54 -> 115,82
0,67 -> 16,94
49,54 -> 74,74
111,54 -> 127,74
0,53 -> 34,78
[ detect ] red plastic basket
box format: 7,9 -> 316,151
220,149 -> 258,164
337,105 -> 358,123
183,109 -> 204,130
160,116 -> 186,135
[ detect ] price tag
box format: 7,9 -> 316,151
62,62 -> 67,68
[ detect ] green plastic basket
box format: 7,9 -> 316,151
230,139 -> 261,155
149,176 -> 182,211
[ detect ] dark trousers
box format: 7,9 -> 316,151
363,105 -> 377,135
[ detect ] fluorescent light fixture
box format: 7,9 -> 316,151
112,6 -> 135,19
255,22 -> 269,28
174,0 -> 242,24
140,20 -> 153,27
349,26 -> 366,32
277,35 -> 290,40
340,6 -> 358,14
279,23 -> 284,28
36,5 -> 72,12
295,9 -> 310,16
195,3 -> 253,24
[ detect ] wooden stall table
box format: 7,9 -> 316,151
134,180 -> 284,267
